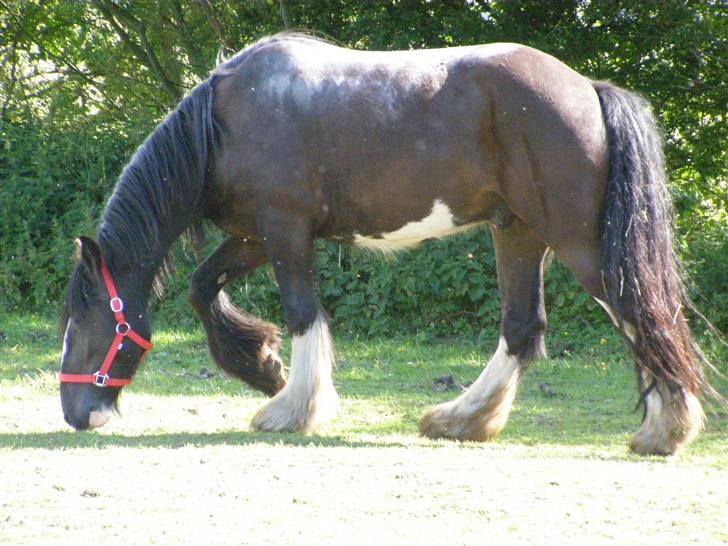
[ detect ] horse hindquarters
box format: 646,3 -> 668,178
420,218 -> 548,441
250,213 -> 339,433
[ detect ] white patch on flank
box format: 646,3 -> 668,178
420,337 -> 520,440
88,407 -> 113,429
251,313 -> 338,433
354,199 -> 479,253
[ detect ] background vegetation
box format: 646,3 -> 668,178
1,0 -> 726,341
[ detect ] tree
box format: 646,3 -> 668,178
1,0 -> 725,331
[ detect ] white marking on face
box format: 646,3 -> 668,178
61,320 -> 71,364
354,199 -> 480,252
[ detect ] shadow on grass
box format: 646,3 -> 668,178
0,426 -> 639,454
1,430 -> 420,450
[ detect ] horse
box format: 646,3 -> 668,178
59,32 -> 708,455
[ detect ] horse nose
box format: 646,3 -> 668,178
88,408 -> 112,428
64,410 -> 90,431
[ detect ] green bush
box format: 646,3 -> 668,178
149,226 -> 607,340
1,1 -> 724,342
0,120 -> 126,310
1,118 -> 721,340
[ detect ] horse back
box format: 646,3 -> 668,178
208,36 -> 607,245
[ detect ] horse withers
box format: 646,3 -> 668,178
60,33 -> 708,455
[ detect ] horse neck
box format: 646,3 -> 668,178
97,177 -> 198,304
97,79 -> 215,301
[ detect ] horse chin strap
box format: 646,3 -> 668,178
60,258 -> 153,388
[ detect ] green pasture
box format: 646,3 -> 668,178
1,313 -> 726,544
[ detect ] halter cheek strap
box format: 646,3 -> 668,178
60,258 -> 153,388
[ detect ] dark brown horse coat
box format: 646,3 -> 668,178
208,38 -> 604,272
60,34 -> 706,456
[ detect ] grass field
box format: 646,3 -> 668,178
1,312 -> 726,545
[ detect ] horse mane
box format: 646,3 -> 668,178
95,31 -> 332,296
96,78 -> 219,296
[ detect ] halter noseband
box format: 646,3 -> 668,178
60,258 -> 153,388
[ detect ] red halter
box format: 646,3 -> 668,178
60,258 -> 153,388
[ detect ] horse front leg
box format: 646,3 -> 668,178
420,218 -> 548,441
189,236 -> 285,396
250,215 -> 338,433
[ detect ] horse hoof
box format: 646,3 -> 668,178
256,355 -> 287,397
419,405 -> 461,440
419,403 -> 500,442
629,434 -> 677,456
250,385 -> 338,433
629,390 -> 703,456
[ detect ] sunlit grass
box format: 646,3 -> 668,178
1,311 -> 725,464
2,312 -> 727,545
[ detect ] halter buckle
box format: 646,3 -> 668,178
93,372 -> 110,387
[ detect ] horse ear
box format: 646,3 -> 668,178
75,236 -> 103,274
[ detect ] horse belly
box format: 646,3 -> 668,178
351,199 -> 483,252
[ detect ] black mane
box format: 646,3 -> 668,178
97,79 -> 219,277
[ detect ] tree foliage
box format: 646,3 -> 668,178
1,0 -> 726,335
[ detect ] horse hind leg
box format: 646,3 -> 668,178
250,214 -> 338,433
420,218 -> 548,441
189,236 -> 285,396
553,236 -> 704,456
593,298 -> 704,455
631,370 -> 704,455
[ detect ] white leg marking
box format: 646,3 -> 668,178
596,300 -> 704,454
354,199 -> 481,252
631,373 -> 704,455
420,337 -> 521,441
251,314 -> 338,433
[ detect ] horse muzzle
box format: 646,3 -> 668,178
63,406 -> 114,430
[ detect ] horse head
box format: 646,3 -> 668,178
60,236 -> 152,430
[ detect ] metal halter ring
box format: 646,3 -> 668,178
116,322 -> 130,336
110,297 -> 124,313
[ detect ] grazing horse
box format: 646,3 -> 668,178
60,33 -> 707,455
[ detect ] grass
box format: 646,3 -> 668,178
1,312 -> 727,544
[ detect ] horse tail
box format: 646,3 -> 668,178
592,81 -> 706,401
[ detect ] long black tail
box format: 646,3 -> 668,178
593,81 -> 705,400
